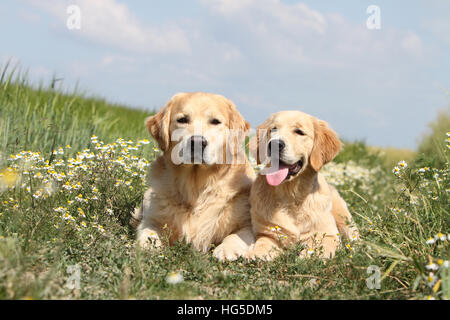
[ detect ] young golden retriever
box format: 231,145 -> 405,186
248,111 -> 359,260
132,92 -> 255,261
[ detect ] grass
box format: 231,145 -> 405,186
417,108 -> 450,168
0,63 -> 151,158
0,68 -> 448,300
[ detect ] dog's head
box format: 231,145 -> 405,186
254,111 -> 341,186
146,92 -> 250,165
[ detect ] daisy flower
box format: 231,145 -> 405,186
166,271 -> 184,284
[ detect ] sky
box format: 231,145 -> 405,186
1,0 -> 449,149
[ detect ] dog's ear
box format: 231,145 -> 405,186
224,97 -> 250,133
146,93 -> 183,151
310,119 -> 341,171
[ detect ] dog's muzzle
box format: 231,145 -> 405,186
188,135 -> 208,163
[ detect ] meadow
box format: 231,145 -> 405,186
0,66 -> 448,300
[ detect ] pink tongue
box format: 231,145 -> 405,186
266,167 -> 289,186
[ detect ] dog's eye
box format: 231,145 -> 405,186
210,118 -> 221,125
177,117 -> 189,124
295,129 -> 305,136
271,127 -> 277,131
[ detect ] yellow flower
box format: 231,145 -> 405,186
0,168 -> 19,189
166,271 -> 184,284
77,208 -> 86,217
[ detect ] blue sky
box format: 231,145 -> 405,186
1,0 -> 449,149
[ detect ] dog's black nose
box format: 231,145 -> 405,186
268,139 -> 285,156
189,135 -> 208,152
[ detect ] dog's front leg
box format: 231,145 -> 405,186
247,236 -> 281,261
213,226 -> 255,261
136,220 -> 162,249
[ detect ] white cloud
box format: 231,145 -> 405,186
25,0 -> 191,54
425,18 -> 450,47
201,0 -> 424,69
401,32 -> 424,57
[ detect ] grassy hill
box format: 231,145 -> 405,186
0,68 -> 448,300
0,66 -> 152,159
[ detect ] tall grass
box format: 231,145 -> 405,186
416,107 -> 450,168
0,63 -> 151,160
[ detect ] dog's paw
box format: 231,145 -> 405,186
247,246 -> 278,261
136,229 -> 162,249
213,242 -> 247,261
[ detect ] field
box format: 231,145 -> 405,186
0,68 -> 449,300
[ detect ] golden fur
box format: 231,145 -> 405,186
133,92 -> 255,261
248,111 -> 359,260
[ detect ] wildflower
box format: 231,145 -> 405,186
426,273 -> 437,287
77,208 -> 86,218
32,190 -> 43,199
397,160 -> 408,169
392,166 -> 401,176
62,181 -> 72,190
434,233 -> 447,241
96,224 -> 105,233
80,221 -> 87,228
139,139 -> 150,145
0,168 -> 19,190
54,207 -> 67,213
33,172 -> 43,179
166,271 -> 184,284
62,213 -> 75,221
75,194 -> 88,203
106,208 -> 113,216
425,263 -> 439,271
72,183 -> 82,190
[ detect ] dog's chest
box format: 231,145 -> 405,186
166,196 -> 231,250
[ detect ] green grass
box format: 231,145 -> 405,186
417,107 -> 450,168
0,68 -> 448,300
0,63 -> 151,158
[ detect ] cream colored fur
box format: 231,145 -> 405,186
134,92 -> 255,261
248,111 -> 359,260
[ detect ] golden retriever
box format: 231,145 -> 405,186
132,92 -> 255,261
248,111 -> 359,260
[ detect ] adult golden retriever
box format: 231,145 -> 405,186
132,92 -> 255,261
248,111 -> 359,260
